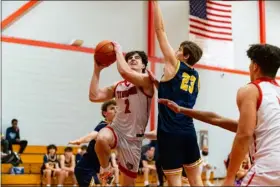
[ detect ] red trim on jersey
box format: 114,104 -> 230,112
250,77 -> 279,110
249,82 -> 260,160
246,163 -> 254,174
245,172 -> 256,187
105,126 -> 118,149
124,80 -> 131,87
118,163 -> 138,178
252,134 -> 257,162
250,82 -> 263,110
254,77 -> 279,86
147,97 -> 149,114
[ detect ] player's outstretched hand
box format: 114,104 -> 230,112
158,99 -> 181,113
68,139 -> 81,145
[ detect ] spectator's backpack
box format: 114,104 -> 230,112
2,152 -> 22,166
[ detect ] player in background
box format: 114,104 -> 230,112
89,42 -> 154,186
69,100 -> 117,186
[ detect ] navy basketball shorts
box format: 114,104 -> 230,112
75,167 -> 100,186
158,129 -> 202,175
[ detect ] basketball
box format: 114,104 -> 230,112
94,40 -> 116,67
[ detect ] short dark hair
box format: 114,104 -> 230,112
147,146 -> 154,151
180,41 -> 203,66
81,145 -> 87,150
101,99 -> 116,118
247,44 -> 280,78
11,119 -> 18,124
125,51 -> 148,73
64,146 -> 73,152
47,144 -> 57,153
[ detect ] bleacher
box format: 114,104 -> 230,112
1,145 -> 215,186
1,145 -> 77,185
1,145 -> 158,186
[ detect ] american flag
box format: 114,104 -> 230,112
189,0 -> 232,41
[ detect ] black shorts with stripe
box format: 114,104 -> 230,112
158,129 -> 202,173
74,166 -> 100,186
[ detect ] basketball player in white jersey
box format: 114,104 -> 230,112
222,44 -> 280,186
89,42 -> 154,186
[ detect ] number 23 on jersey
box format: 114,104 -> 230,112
180,72 -> 198,94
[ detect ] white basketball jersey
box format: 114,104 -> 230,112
111,80 -> 152,140
249,78 -> 280,172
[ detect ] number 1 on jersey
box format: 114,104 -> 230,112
125,99 -> 131,113
180,72 -> 196,94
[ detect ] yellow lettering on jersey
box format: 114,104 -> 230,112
180,72 -> 196,94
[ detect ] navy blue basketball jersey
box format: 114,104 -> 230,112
76,121 -> 107,171
158,61 -> 200,133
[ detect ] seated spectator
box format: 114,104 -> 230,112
224,153 -> 251,187
149,140 -> 165,187
41,144 -> 64,187
138,144 -> 151,175
142,146 -> 157,187
6,119 -> 28,154
201,147 -> 214,186
76,145 -> 87,164
235,154 -> 251,186
109,150 -> 120,186
1,133 -> 10,154
138,158 -> 144,175
60,147 -> 78,186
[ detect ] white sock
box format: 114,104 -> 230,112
144,180 -> 149,186
57,185 -> 63,187
46,185 -> 51,187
